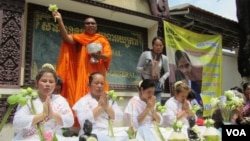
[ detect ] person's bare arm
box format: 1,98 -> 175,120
176,99 -> 193,120
52,11 -> 75,45
152,109 -> 161,123
93,105 -> 104,119
137,107 -> 151,123
138,96 -> 160,123
95,93 -> 115,119
32,113 -> 46,126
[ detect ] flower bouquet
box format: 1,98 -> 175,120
219,90 -> 244,124
0,87 -> 37,132
87,43 -> 103,63
168,120 -> 188,141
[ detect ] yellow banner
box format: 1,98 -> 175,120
163,21 -> 222,117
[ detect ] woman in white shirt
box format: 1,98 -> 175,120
13,64 -> 74,141
73,72 -> 126,141
163,81 -> 195,128
124,79 -> 163,141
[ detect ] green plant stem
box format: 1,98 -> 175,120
221,108 -> 231,122
53,133 -> 58,141
30,99 -> 45,140
0,104 -> 16,132
37,123 -> 45,141
108,117 -> 114,137
154,121 -> 164,141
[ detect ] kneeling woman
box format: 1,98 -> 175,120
124,79 -> 163,141
73,72 -> 126,141
12,64 -> 74,141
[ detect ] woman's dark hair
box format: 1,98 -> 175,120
187,89 -> 196,100
242,82 -> 250,91
175,50 -> 191,66
57,76 -> 63,86
88,72 -> 103,84
230,86 -> 243,93
152,36 -> 164,46
36,64 -> 57,82
57,76 -> 63,92
138,79 -> 156,91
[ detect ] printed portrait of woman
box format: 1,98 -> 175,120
169,49 -> 203,106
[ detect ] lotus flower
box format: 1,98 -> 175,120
173,120 -> 184,132
156,102 -> 167,113
0,87 -> 38,132
43,131 -> 53,141
204,118 -> 215,128
191,104 -> 201,114
169,120 -> 188,141
219,90 -> 244,122
48,4 -> 59,22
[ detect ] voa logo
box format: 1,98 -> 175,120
226,129 -> 246,136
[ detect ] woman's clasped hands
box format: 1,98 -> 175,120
147,96 -> 156,112
43,95 -> 53,121
98,92 -> 109,110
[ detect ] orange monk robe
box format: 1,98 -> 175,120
56,33 -> 112,108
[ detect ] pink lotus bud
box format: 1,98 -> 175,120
43,131 -> 53,141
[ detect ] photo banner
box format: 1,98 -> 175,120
163,21 -> 222,116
